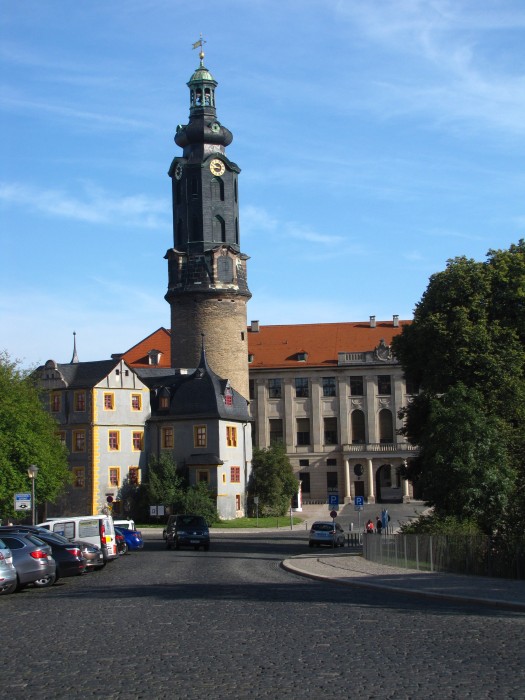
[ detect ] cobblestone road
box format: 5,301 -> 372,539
3,531 -> 525,699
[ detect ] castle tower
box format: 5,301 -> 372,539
165,42 -> 251,400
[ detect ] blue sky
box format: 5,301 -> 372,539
2,1 -> 525,368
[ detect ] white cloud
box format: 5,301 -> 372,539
0,181 -> 168,229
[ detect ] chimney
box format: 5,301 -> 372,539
393,315 -> 399,327
369,315 -> 376,328
250,320 -> 260,333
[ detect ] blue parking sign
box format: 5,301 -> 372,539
354,496 -> 364,507
328,494 -> 339,507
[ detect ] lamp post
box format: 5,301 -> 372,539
27,465 -> 39,525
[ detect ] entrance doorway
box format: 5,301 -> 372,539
375,464 -> 403,503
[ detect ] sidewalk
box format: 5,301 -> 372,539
282,551 -> 525,611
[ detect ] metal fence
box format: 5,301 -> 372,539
363,533 -> 525,579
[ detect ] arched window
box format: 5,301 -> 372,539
213,216 -> 226,243
204,88 -> 211,105
351,410 -> 366,444
211,177 -> 224,201
379,409 -> 394,444
234,178 -> 238,203
235,217 -> 239,245
191,178 -> 199,199
195,88 -> 202,106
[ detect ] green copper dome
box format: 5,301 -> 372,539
188,65 -> 215,84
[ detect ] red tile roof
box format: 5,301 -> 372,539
122,321 -> 410,371
120,327 -> 172,368
247,320 -> 410,369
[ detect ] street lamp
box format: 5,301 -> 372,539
27,465 -> 39,525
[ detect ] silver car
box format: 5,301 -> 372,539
0,537 -> 17,595
0,532 -> 56,589
308,521 -> 346,548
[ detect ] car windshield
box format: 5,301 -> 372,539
178,517 -> 206,528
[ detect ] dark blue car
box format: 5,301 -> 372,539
114,527 -> 143,553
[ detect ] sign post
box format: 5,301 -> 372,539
14,492 -> 31,513
354,495 -> 364,533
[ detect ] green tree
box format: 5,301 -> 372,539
248,443 -> 298,517
183,482 -> 219,524
146,454 -> 185,511
392,242 -> 525,537
0,351 -> 70,520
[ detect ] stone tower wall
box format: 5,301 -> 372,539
170,293 -> 250,400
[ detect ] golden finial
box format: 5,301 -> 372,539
192,34 -> 206,64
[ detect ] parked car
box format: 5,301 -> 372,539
0,537 -> 17,595
113,519 -> 135,530
37,515 -> 118,562
114,526 -> 143,552
0,525 -> 104,572
0,532 -> 56,589
115,529 -> 128,556
166,515 -> 210,551
308,521 -> 346,548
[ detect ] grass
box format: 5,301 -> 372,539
135,516 -> 305,529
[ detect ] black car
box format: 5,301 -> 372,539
0,527 -> 86,582
166,515 -> 210,551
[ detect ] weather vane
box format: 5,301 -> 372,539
192,34 -> 206,64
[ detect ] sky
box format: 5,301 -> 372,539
2,0 -> 525,368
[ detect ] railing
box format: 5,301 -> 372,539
363,533 -> 525,579
346,442 -> 418,453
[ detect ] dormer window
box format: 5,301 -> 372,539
224,386 -> 233,406
148,349 -> 162,366
248,354 -> 254,363
297,352 -> 308,362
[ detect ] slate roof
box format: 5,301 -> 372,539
142,348 -> 251,422
38,359 -> 119,388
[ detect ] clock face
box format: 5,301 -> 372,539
209,158 -> 225,176
211,122 -> 220,133
174,163 -> 183,180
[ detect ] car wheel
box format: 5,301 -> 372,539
33,573 -> 57,588
308,541 -> 314,548
120,543 -> 128,556
0,581 -> 17,595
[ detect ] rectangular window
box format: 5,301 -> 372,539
295,377 -> 309,398
108,430 -> 120,451
51,392 -> 61,412
159,395 -> 169,409
226,425 -> 238,447
350,376 -> 364,396
268,378 -> 282,399
109,467 -> 120,487
194,425 -> 207,448
74,391 -> 86,412
56,431 -> 66,445
132,431 -> 144,451
230,466 -> 241,483
162,427 -> 174,449
299,472 -> 311,493
73,430 -> 86,453
327,471 -> 338,491
296,418 -> 310,446
73,467 -> 85,488
299,459 -> 309,467
324,417 -> 338,445
104,393 -> 115,410
131,394 -> 142,411
269,419 -> 283,446
197,470 -> 209,483
235,494 -> 241,511
322,377 -> 336,397
128,467 -> 139,484
378,375 -> 392,395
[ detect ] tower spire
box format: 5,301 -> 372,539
70,331 -> 79,364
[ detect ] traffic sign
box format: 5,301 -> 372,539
14,493 -> 31,511
330,510 -> 338,519
328,494 -> 339,507
354,496 -> 364,507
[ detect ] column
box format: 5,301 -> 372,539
366,457 -> 375,503
344,459 -> 351,501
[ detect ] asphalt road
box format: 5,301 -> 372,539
3,530 -> 525,699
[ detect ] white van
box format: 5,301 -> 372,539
37,515 -> 118,562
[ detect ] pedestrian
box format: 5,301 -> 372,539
376,516 -> 382,535
365,519 -> 374,534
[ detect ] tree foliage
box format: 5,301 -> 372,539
146,453 -> 185,509
392,241 -> 525,538
0,351 -> 70,519
248,443 -> 297,517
